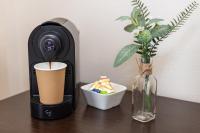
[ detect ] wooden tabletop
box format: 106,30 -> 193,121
0,90 -> 200,133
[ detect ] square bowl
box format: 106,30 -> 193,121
81,82 -> 127,110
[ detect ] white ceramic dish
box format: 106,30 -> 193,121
81,82 -> 127,110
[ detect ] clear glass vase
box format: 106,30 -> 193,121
132,58 -> 157,122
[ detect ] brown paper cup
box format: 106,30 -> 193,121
34,62 -> 67,105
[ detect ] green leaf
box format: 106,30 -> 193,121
148,18 -> 163,24
136,51 -> 143,54
131,7 -> 139,18
124,24 -> 137,32
151,54 -> 156,57
130,7 -> 146,27
114,44 -> 140,67
151,25 -> 171,38
138,14 -> 145,26
116,16 -> 131,21
131,0 -> 150,19
152,1 -> 199,45
136,30 -> 152,44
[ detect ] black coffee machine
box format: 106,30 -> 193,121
28,18 -> 79,120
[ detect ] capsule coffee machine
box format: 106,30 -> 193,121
28,18 -> 79,120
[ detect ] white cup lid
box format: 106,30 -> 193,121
34,62 -> 67,71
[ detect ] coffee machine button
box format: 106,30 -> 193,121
45,40 -> 56,52
44,110 -> 52,117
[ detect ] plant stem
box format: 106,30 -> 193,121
144,75 -> 152,112
142,57 -> 152,112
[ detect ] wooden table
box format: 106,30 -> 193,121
0,90 -> 200,133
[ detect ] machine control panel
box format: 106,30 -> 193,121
44,110 -> 52,117
38,34 -> 61,61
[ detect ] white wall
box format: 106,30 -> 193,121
0,0 -> 200,103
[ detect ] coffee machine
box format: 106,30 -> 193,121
28,18 -> 79,120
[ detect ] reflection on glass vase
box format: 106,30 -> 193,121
132,58 -> 157,123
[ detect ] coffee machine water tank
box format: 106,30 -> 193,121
28,18 -> 79,120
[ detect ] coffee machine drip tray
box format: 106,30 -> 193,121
31,95 -> 73,120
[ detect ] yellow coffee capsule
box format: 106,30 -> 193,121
91,81 -> 98,88
104,84 -> 113,90
95,84 -> 101,89
100,79 -> 110,83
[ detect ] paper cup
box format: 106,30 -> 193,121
34,62 -> 67,105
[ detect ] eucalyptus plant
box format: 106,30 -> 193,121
114,0 -> 199,67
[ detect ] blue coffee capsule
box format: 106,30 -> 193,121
91,88 -> 95,90
92,89 -> 101,93
96,89 -> 101,93
92,88 -> 98,92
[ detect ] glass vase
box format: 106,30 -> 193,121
132,58 -> 157,122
